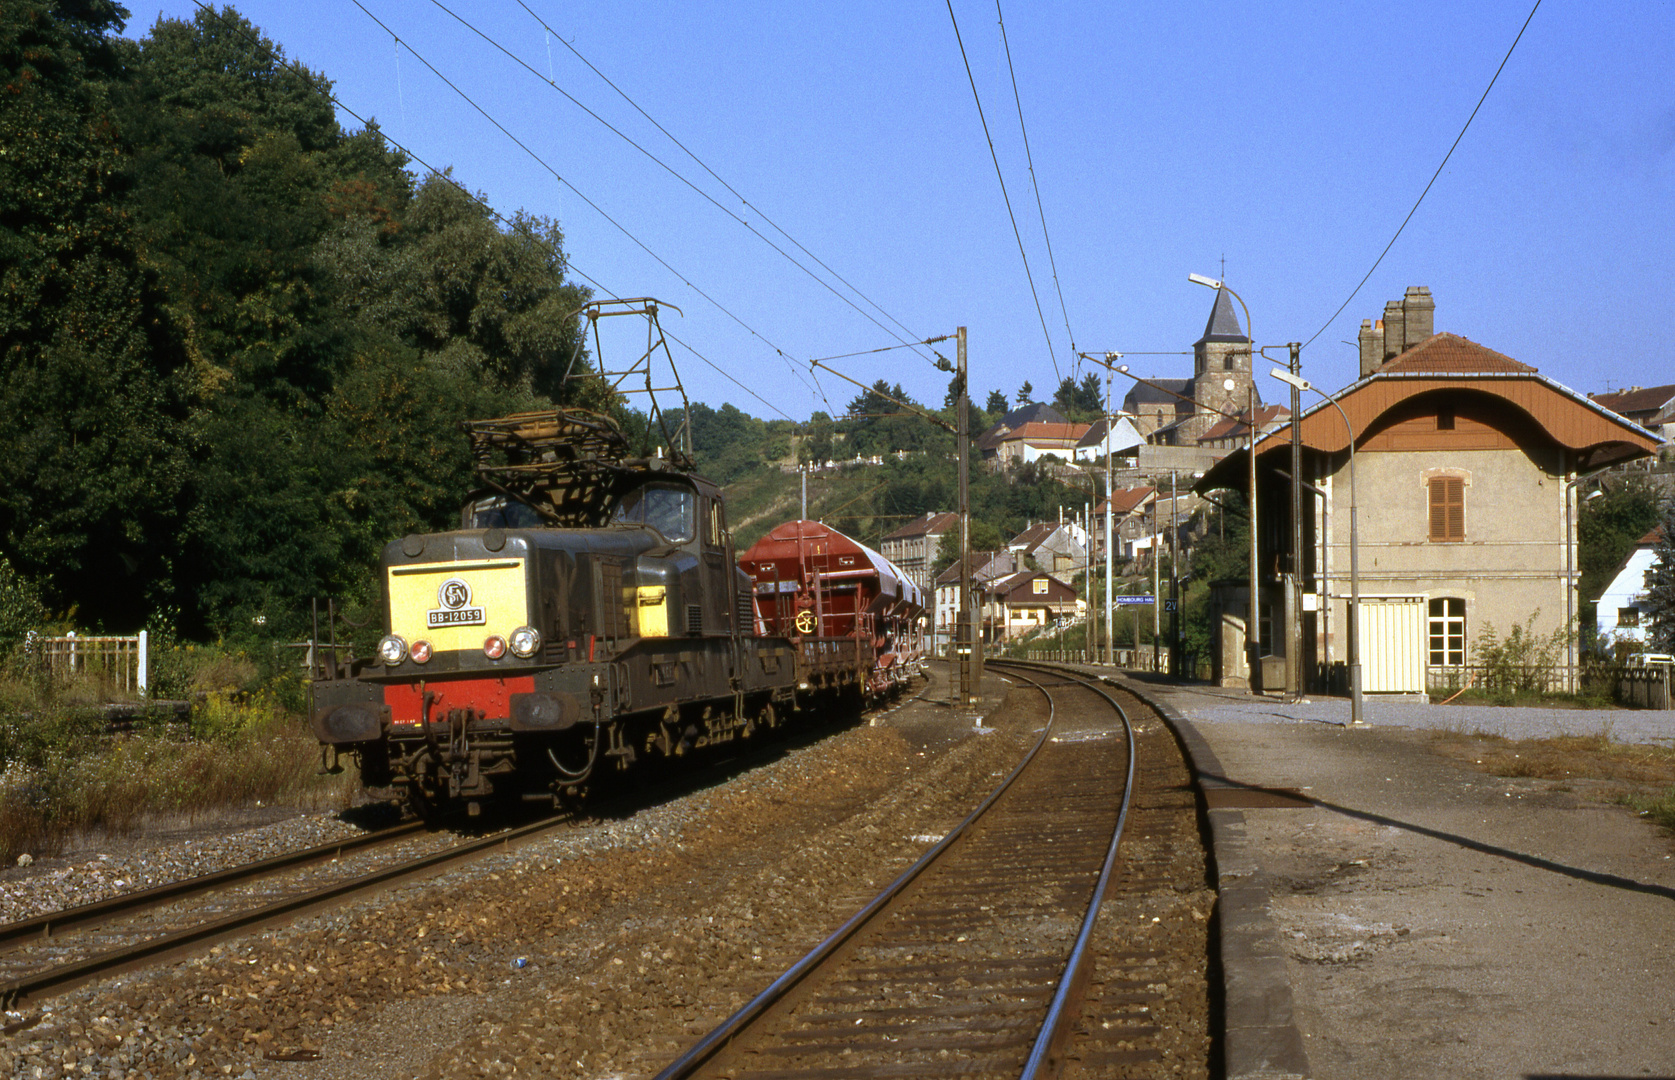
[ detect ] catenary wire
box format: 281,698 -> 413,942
1302,0 -> 1542,349
946,0 -> 1062,387
996,1 -> 1077,371
429,0 -> 942,372
185,0 -> 805,422
514,0 -> 945,371
345,0 -> 823,403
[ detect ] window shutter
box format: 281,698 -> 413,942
1428,477 -> 1464,542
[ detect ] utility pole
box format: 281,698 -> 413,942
955,326 -> 978,707
1287,342 -> 1303,700
1103,363 -> 1116,665
1170,469 -> 1180,679
1248,380 -> 1261,690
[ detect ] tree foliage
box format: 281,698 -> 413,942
1052,373 -> 1105,423
0,2 -> 593,639
1644,504 -> 1675,654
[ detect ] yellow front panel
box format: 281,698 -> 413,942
388,558 -> 529,650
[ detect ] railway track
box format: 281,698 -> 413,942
653,660 -> 1211,1079
0,811 -> 575,1008
0,679 -> 933,1013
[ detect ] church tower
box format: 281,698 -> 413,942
1183,287 -> 1255,444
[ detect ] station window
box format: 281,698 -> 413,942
1428,476 -> 1465,542
1429,598 -> 1466,666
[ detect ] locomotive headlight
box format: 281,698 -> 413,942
483,635 -> 508,660
377,634 -> 408,665
508,626 -> 541,658
409,640 -> 433,664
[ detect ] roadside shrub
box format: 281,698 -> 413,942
1471,613 -> 1567,700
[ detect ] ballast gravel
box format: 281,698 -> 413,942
0,811 -> 372,925
1,671 -> 1075,1080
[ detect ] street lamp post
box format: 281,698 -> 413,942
1269,368 -> 1363,726
1190,273 -> 1260,690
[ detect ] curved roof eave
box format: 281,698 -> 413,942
1195,370 -> 1662,493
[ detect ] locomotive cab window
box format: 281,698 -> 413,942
466,495 -> 545,529
613,483 -> 696,543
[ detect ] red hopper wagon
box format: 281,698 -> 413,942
739,520 -> 927,701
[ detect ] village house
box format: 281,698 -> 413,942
932,551 -> 1020,652
1195,288 -> 1662,695
879,511 -> 959,593
1588,384 -> 1675,446
1008,519 -> 1088,575
1593,525 -> 1667,655
981,571 -> 1083,642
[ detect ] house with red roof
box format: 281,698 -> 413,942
1195,289 -> 1662,695
1588,384 -> 1675,445
880,511 -> 960,592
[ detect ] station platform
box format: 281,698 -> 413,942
1096,670 -> 1675,1079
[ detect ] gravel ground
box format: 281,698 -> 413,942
0,810 -> 381,925
0,669 -> 1034,1080
1150,682 -> 1675,744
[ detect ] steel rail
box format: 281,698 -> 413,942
997,659 -> 1139,1078
0,812 -> 571,1007
0,820 -> 428,953
652,666 -> 1067,1080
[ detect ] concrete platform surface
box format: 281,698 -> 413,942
1117,675 -> 1675,1080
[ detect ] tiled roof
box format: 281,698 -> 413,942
1096,486 -> 1155,515
933,551 -> 1018,586
998,422 -> 1089,444
1009,522 -> 1060,550
1122,379 -> 1193,410
1589,384 -> 1675,417
1378,333 -> 1537,375
1637,524 -> 1667,546
882,511 -> 959,541
997,402 -> 1068,429
1198,404 -> 1290,443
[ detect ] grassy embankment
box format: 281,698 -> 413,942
1432,729 -> 1675,831
0,643 -> 355,865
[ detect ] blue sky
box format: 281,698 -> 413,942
126,2 -> 1675,423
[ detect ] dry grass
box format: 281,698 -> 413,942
0,663 -> 355,864
1431,731 -> 1675,830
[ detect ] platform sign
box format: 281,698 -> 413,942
1163,599 -> 1178,613
1112,595 -> 1155,606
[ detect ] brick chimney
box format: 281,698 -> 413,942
1358,318 -> 1383,378
1364,286 -> 1437,371
1382,300 -> 1407,364
1402,286 -> 1434,348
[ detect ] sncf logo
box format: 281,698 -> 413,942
427,578 -> 486,628
439,579 -> 472,610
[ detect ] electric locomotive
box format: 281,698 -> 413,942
309,409 -> 798,814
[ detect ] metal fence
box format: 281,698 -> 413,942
1425,663 -> 1569,695
29,631 -> 149,694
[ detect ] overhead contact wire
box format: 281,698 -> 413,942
431,0 -> 938,372
997,1 -> 1077,367
345,0 -> 821,402
186,0 -> 806,421
513,0 -> 943,368
946,0 -> 1061,385
1303,0 -> 1542,349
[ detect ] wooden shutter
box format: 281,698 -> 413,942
1428,477 -> 1464,542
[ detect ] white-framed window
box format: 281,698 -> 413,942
1429,597 -> 1466,666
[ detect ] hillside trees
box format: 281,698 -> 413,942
0,0 -> 191,629
0,3 -> 598,638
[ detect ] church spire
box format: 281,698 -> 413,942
1197,287 -> 1248,344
